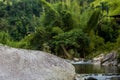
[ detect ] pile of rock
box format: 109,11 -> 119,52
101,52 -> 117,66
93,51 -> 119,66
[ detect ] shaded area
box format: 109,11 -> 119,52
110,14 -> 120,24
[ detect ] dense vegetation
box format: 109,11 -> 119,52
0,0 -> 120,59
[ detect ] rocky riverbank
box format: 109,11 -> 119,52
93,51 -> 120,66
0,45 -> 75,80
66,51 -> 120,67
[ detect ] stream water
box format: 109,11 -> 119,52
74,64 -> 120,74
73,62 -> 120,80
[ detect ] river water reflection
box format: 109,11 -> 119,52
73,64 -> 120,80
73,64 -> 120,74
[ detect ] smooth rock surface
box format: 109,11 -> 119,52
0,45 -> 75,80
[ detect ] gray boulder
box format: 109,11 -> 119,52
93,51 -> 119,66
101,51 -> 117,66
0,45 -> 75,80
103,52 -> 117,62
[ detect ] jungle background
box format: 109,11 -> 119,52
0,0 -> 120,59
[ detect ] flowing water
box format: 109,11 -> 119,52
73,62 -> 120,80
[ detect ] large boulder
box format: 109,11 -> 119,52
102,52 -> 117,62
0,45 -> 75,80
93,51 -> 118,66
101,51 -> 117,66
93,54 -> 104,65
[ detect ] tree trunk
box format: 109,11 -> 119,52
60,44 -> 72,59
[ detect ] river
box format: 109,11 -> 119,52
73,62 -> 120,80
74,64 -> 120,74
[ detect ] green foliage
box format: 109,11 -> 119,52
85,10 -> 101,33
53,29 -> 90,57
40,0 -> 81,31
89,32 -> 105,52
0,0 -> 42,40
80,7 -> 93,29
117,49 -> 120,63
0,31 -> 10,44
0,18 -> 9,31
52,27 -> 64,36
104,42 -> 116,51
97,19 -> 119,42
0,0 -> 120,58
28,27 -> 47,50
116,36 -> 120,48
92,0 -> 120,15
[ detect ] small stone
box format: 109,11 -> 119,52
73,58 -> 80,62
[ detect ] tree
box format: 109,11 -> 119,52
53,29 -> 89,58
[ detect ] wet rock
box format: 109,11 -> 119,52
0,45 -> 75,80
